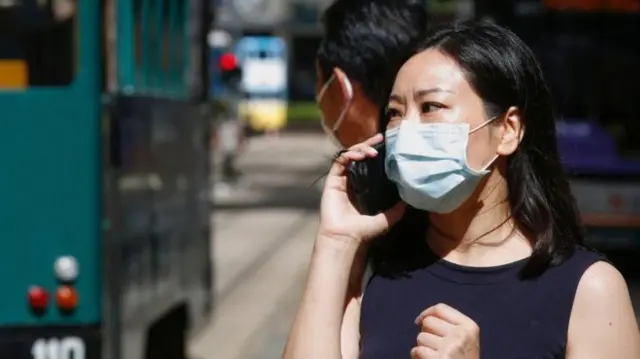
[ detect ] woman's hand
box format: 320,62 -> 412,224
411,304 -> 480,359
317,133 -> 406,247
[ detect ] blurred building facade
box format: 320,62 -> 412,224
210,0 -> 475,102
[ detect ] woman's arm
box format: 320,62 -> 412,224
283,134 -> 404,359
282,238 -> 365,359
566,261 -> 640,359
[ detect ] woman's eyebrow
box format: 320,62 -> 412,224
389,87 -> 454,103
414,87 -> 455,97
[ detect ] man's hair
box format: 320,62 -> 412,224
318,0 -> 429,107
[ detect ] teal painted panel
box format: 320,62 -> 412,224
0,1 -> 101,325
0,90 -> 101,325
118,0 -> 190,97
117,0 -> 136,90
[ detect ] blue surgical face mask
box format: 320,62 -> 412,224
385,117 -> 499,213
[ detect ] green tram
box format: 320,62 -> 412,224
0,1 -> 213,358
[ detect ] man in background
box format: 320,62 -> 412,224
316,0 -> 429,148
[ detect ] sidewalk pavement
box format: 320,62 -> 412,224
190,133 -> 335,359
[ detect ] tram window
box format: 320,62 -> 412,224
169,0 -> 186,88
0,0 -> 77,89
133,0 -> 187,93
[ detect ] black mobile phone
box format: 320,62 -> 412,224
347,142 -> 400,215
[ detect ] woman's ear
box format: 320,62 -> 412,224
496,106 -> 524,156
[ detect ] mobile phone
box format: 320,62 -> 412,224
347,142 -> 400,215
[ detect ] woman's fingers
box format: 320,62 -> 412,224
416,332 -> 441,349
363,133 -> 384,146
328,134 -> 382,176
410,345 -> 437,359
328,149 -> 366,176
421,315 -> 455,337
415,303 -> 471,327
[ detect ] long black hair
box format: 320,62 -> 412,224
365,20 -> 584,278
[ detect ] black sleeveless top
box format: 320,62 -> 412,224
359,247 -> 603,359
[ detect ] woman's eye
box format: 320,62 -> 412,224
421,103 -> 443,113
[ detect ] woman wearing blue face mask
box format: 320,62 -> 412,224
283,21 -> 640,359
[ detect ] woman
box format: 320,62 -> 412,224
283,21 -> 640,359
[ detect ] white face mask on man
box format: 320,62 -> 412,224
316,74 -> 354,148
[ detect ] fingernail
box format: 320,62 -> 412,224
414,316 -> 421,325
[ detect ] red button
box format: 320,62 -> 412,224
28,286 -> 49,310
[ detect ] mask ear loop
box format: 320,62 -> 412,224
481,154 -> 500,171
316,74 -> 353,137
468,116 -> 500,171
315,74 -> 335,103
331,76 -> 354,132
469,115 -> 498,134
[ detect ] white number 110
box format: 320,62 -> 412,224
32,337 -> 86,359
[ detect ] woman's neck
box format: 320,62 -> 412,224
427,178 -> 533,267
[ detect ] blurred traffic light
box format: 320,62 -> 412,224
219,52 -> 242,89
220,53 -> 237,71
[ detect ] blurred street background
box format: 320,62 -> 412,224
0,0 -> 639,359
189,133 -> 333,359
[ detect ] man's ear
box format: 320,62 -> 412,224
333,67 -> 353,101
496,106 -> 524,156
